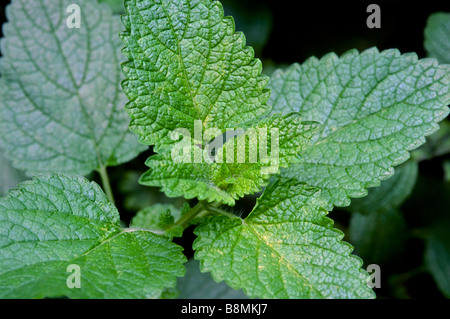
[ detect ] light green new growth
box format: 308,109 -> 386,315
194,178 -> 375,299
131,202 -> 187,237
425,12 -> 450,64
0,174 -> 186,298
140,113 -> 320,205
0,0 -> 146,176
121,0 -> 270,146
269,48 -> 450,207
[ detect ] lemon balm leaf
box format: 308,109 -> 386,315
121,0 -> 271,146
194,178 -> 375,299
0,0 -> 146,176
269,48 -> 450,207
0,174 -> 186,298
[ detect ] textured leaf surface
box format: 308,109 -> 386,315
121,0 -> 270,146
194,178 -> 375,299
269,48 -> 450,207
0,174 -> 186,298
130,202 -> 187,237
141,154 -> 236,205
0,0 -> 146,175
140,113 -> 319,205
424,12 -> 450,64
347,161 -> 418,215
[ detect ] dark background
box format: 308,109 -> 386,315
2,1 -> 450,61
1,0 -> 450,299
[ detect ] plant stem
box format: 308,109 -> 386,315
166,201 -> 206,231
165,201 -> 240,234
205,204 -> 238,219
98,165 -> 114,204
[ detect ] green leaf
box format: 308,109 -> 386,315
140,113 -> 320,205
347,161 -> 418,214
177,259 -> 248,299
424,12 -> 450,64
269,48 -> 450,207
0,0 -> 146,176
425,223 -> 450,298
0,174 -> 186,298
0,149 -> 25,196
349,209 -> 407,265
141,155 -> 236,205
121,0 -> 270,146
194,178 -> 375,299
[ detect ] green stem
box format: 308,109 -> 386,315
205,204 -> 238,219
165,201 -> 240,234
98,165 -> 114,204
166,201 -> 206,231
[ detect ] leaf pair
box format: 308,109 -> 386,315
0,173 -> 375,299
0,0 -> 165,299
121,0 -> 323,204
120,0 -> 450,299
121,0 -> 450,208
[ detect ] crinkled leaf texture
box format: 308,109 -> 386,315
0,174 -> 186,299
269,48 -> 450,207
0,0 -> 146,176
131,203 -> 182,230
424,12 -> 450,64
140,113 -> 320,205
121,0 -> 270,145
194,178 -> 375,299
121,0 -> 295,204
